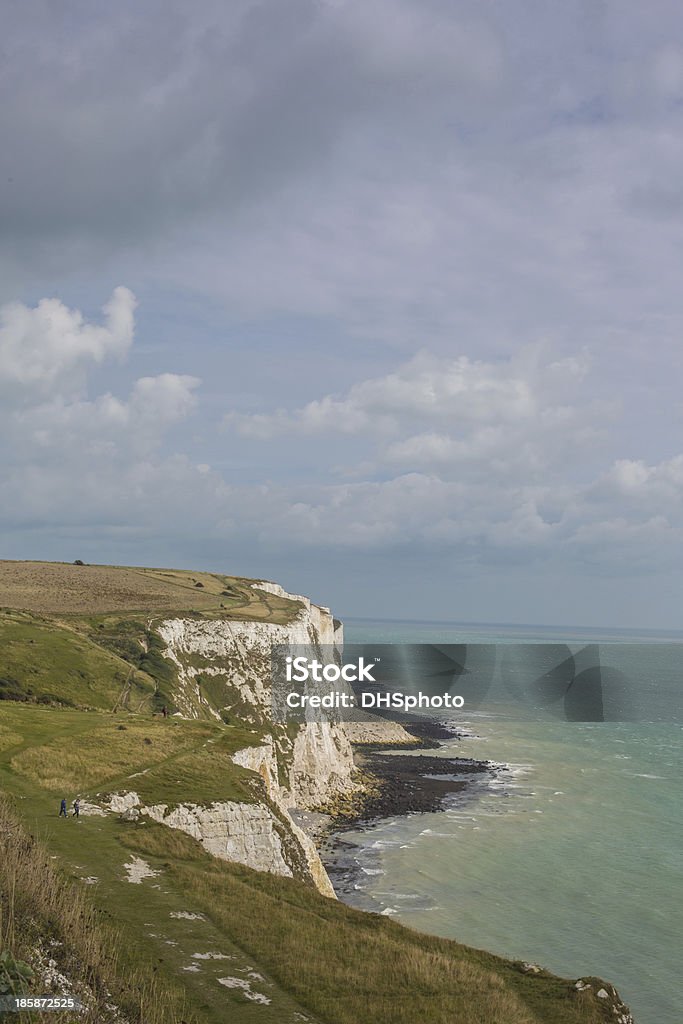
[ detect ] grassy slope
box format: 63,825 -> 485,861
0,609 -> 158,709
0,561 -> 301,716
0,560 -> 301,621
0,717 -> 625,1024
0,562 -> 626,1024
0,705 -> 317,1024
0,709 -> 618,1024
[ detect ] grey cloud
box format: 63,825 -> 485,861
0,0 -> 500,284
2,290 -> 681,579
4,3 -> 683,624
229,348 -> 590,437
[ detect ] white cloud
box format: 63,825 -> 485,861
229,346 -> 608,487
229,347 -> 591,439
216,344 -> 683,568
0,287 -> 135,397
0,290 -> 202,530
11,373 -> 200,462
129,373 -> 200,426
2,287 -> 683,584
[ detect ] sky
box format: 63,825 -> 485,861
2,0 -> 683,628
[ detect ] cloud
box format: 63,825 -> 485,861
228,345 -> 608,484
4,3 -> 683,622
0,0 -> 500,291
229,347 -> 590,437
0,287 -> 135,397
215,345 -> 683,567
1,285 -> 683,593
11,373 -> 200,462
0,290 -> 202,532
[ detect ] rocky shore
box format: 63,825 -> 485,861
317,719 -> 503,897
328,719 -> 500,827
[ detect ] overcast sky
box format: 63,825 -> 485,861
2,0 -> 683,628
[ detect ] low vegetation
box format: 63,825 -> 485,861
0,795 -> 194,1024
0,700 -> 628,1024
0,704 -> 260,808
0,561 -> 630,1024
122,823 -> 620,1024
0,560 -> 301,621
0,610 -> 155,710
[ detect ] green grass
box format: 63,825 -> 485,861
0,610 -> 156,710
121,823 -> 621,1024
0,704 -> 259,805
0,568 -> 632,1024
0,708 -> 320,1024
0,794 -> 195,1024
0,701 -> 626,1024
0,564 -> 301,721
128,731 -> 262,807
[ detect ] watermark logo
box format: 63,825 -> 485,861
285,655 -> 378,683
271,642 -> 683,725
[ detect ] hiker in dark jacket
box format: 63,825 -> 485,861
73,799 -> 80,818
59,798 -> 67,817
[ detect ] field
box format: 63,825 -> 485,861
0,560 -> 303,713
0,560 -> 301,621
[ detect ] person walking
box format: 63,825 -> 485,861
59,798 -> 67,817
72,798 -> 80,818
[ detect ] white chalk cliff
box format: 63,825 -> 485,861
144,581 -> 412,896
155,582 -> 358,808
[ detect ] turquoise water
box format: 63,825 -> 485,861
340,619 -> 683,1024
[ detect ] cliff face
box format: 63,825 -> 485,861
148,583 -> 359,895
229,737 -> 336,897
148,581 -> 418,895
102,779 -> 336,898
155,582 -> 357,810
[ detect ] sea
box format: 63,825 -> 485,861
338,618 -> 683,1024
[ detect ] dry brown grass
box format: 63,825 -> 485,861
0,560 -> 228,614
0,560 -> 300,622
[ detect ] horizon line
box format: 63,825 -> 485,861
339,614 -> 683,635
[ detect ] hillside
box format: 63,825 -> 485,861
0,561 -> 635,1024
0,559 -> 302,619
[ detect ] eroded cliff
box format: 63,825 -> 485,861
108,584 -> 345,894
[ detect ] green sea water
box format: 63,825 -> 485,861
339,619 -> 683,1024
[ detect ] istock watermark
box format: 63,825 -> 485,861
271,642 -> 683,725
285,655 -> 378,683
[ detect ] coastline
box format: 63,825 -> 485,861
317,719 -> 503,901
